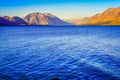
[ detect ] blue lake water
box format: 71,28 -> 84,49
0,26 -> 120,80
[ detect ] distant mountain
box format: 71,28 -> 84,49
79,7 -> 120,25
23,13 -> 71,25
0,17 -> 17,26
65,17 -> 89,25
0,16 -> 28,26
3,16 -> 28,25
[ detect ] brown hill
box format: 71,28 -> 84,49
79,7 -> 120,25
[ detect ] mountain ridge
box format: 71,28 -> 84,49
1,7 -> 120,26
0,13 -> 71,26
78,7 -> 120,25
23,13 -> 71,25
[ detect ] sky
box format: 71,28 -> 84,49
0,0 -> 120,19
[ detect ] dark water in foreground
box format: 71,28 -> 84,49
0,26 -> 120,80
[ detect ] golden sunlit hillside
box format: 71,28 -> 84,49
79,7 -> 120,25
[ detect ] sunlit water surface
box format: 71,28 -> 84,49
0,26 -> 120,80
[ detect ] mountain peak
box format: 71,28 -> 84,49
24,12 -> 71,25
44,13 -> 55,17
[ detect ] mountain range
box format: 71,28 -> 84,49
0,13 -> 71,26
0,7 -> 120,26
73,7 -> 120,25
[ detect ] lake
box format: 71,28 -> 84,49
0,26 -> 120,80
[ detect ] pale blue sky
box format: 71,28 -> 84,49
0,0 -> 120,19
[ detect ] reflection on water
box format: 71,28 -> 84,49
0,26 -> 120,80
